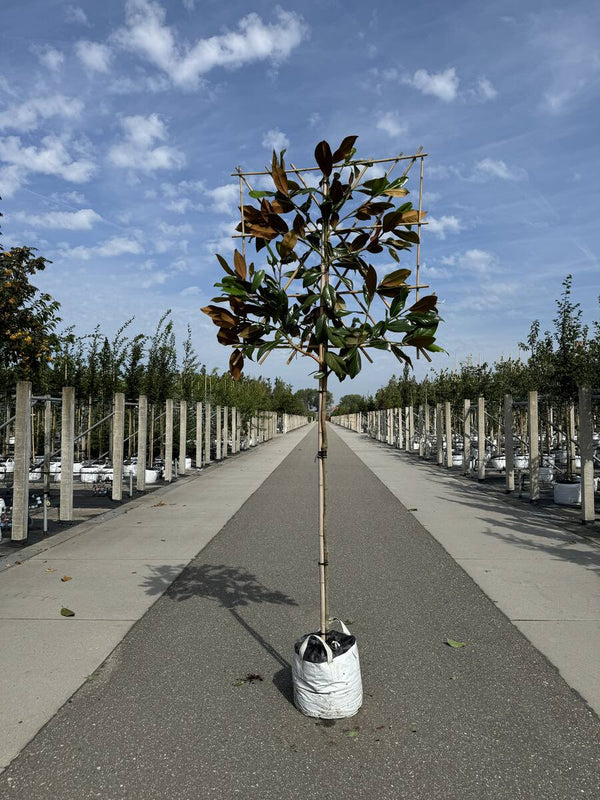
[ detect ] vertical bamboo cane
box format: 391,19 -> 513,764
318,176 -> 330,640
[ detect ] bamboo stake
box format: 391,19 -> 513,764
318,176 -> 330,641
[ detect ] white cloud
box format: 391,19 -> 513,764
182,0 -> 195,9
108,113 -> 185,172
113,1 -> 307,89
65,5 -> 90,25
0,96 -> 83,132
308,112 -> 321,128
140,270 -> 168,288
0,135 -> 96,183
444,248 -> 496,275
37,47 -> 65,72
0,164 -> 26,197
12,208 -> 102,230
59,236 -> 144,260
206,219 -> 238,253
262,128 -> 289,152
159,221 -> 193,235
206,183 -> 238,214
405,67 -> 459,102
426,215 -> 463,239
473,158 -> 527,181
75,41 -> 112,72
376,112 -> 406,138
180,285 -> 201,296
476,77 -> 497,101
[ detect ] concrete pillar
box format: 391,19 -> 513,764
404,407 -> 410,452
477,396 -> 486,481
568,403 -> 577,477
195,402 -> 203,467
11,381 -> 32,541
235,409 -> 241,452
215,405 -> 222,460
463,399 -> 471,476
408,406 -> 414,451
179,400 -> 187,475
111,392 -> 125,501
223,406 -> 229,457
504,394 -> 515,492
60,386 -> 75,519
528,391 -> 539,502
579,386 -> 595,523
137,395 -> 147,491
231,406 -> 238,452
43,398 -> 52,508
164,399 -> 173,482
204,402 -> 211,463
445,401 -> 452,468
436,403 -> 443,465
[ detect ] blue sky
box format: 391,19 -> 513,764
1,0 -> 599,398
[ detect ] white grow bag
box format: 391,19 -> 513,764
292,619 -> 362,719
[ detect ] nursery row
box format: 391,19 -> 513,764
1,380 -> 308,543
332,386 -> 598,524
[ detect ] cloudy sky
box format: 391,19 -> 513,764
1,0 -> 599,397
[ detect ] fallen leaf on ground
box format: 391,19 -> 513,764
446,638 -> 466,648
234,673 -> 264,686
61,576 -> 72,582
60,607 -> 75,617
45,567 -> 55,573
152,501 -> 165,507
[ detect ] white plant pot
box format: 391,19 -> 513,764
553,481 -> 581,506
28,469 -> 42,481
144,469 -> 160,484
490,456 -> 506,470
452,454 -> 463,467
80,467 -> 100,483
514,454 -> 529,470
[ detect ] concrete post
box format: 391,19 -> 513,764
204,402 -> 211,463
236,409 -> 241,452
137,395 -> 147,491
231,406 -> 237,453
408,406 -> 414,451
463,399 -> 471,476
215,405 -> 222,460
418,405 -> 424,457
43,398 -> 52,513
195,402 -> 202,467
223,406 -> 229,457
445,401 -> 452,468
110,392 -> 125,501
164,399 -> 173,482
60,386 -> 75,519
504,394 -> 515,492
568,403 -> 577,477
436,404 -> 443,465
179,400 -> 187,475
477,396 -> 486,481
396,408 -> 403,449
528,391 -> 539,502
579,386 -> 595,523
404,407 -> 409,452
11,381 -> 32,541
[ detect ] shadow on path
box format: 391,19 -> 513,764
141,563 -> 298,701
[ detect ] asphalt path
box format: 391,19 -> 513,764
2,426 -> 599,799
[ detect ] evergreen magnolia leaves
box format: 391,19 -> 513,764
202,136 -> 443,381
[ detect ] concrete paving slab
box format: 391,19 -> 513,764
334,426 -> 600,716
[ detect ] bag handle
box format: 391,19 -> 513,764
328,617 -> 351,635
298,634 -> 333,664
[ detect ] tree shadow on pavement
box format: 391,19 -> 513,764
141,563 -> 298,705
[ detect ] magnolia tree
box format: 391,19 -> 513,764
203,136 -> 443,638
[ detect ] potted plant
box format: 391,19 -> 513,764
202,136 -> 443,717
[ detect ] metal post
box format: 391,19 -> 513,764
137,395 -> 147,492
579,386 -> 595,523
164,399 -> 173,482
111,392 -> 124,501
528,390 -> 539,502
445,401 -> 452,468
11,381 -> 32,541
504,394 -> 515,492
179,399 -> 187,475
477,396 -> 485,481
60,386 -> 75,520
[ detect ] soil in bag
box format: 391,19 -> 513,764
294,630 -> 356,663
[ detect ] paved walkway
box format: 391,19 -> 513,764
1,425 -> 599,799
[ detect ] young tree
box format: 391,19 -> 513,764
203,137 -> 443,639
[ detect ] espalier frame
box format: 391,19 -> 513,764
203,137 -> 442,639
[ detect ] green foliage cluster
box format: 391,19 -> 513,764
203,137 -> 442,382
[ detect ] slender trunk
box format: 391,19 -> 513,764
318,176 -> 330,639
